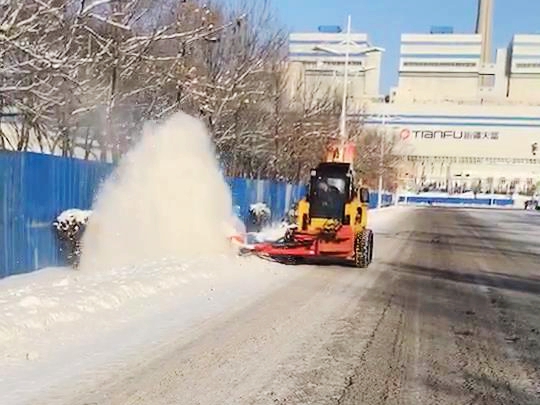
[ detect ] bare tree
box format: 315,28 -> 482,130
1,0 -> 391,187
354,127 -> 401,191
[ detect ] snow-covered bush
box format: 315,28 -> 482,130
285,202 -> 299,225
53,209 -> 92,268
248,202 -> 271,232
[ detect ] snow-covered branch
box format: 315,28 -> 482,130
0,0 -> 377,181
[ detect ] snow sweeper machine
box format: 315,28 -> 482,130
248,142 -> 374,268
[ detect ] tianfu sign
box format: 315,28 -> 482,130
402,129 -> 500,141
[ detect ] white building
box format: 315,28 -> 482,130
286,28 -> 384,108
361,102 -> 540,193
284,3 -> 540,194
361,0 -> 540,194
392,31 -> 540,106
365,29 -> 540,193
394,33 -> 485,103
508,34 -> 540,103
392,31 -> 512,104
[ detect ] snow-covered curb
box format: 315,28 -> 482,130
0,256 -> 307,404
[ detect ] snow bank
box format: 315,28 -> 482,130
0,256 -> 304,405
80,112 -> 234,271
401,191 -> 513,198
56,209 -> 92,225
0,257 -> 271,352
249,202 -> 271,218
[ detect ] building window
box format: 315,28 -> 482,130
515,63 -> 540,68
480,74 -> 495,87
403,61 -> 476,67
405,155 -> 540,165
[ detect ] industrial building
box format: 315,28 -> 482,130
288,0 -> 540,194
286,28 -> 383,108
361,103 -> 540,193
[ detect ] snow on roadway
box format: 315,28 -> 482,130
0,256 -> 304,404
0,112 -> 407,403
0,207 -> 404,405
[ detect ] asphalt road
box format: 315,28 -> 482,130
59,207 -> 540,405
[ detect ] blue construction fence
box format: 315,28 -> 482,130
0,151 -> 394,278
397,195 -> 514,207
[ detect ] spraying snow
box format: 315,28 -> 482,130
80,112 -> 234,271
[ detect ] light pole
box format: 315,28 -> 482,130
336,17 -> 383,149
339,15 -> 352,146
377,108 -> 389,208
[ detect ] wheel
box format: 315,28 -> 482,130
368,229 -> 374,264
354,229 -> 372,268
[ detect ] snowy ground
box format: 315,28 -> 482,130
0,207 -> 404,405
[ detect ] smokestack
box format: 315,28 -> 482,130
476,0 -> 493,64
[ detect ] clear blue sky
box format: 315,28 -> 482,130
271,0 -> 540,94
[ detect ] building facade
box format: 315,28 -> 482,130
285,24 -> 540,193
508,34 -> 540,102
393,33 -> 489,103
362,102 -> 540,193
364,13 -> 540,193
286,29 -> 383,108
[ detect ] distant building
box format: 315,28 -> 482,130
365,29 -> 540,194
391,32 -> 540,105
361,103 -> 540,194
286,2 -> 540,194
391,33 -> 505,103
507,34 -> 540,103
286,28 -> 384,109
365,0 -> 540,194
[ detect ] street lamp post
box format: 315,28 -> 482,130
377,110 -> 389,208
339,15 -> 352,146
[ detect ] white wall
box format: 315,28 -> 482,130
508,76 -> 540,102
507,34 -> 540,103
395,76 -> 479,102
0,123 -> 111,161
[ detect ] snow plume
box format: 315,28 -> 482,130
79,112 -> 234,271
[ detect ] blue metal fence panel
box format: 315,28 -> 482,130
0,152 -> 309,278
368,192 -> 394,209
0,151 -> 114,277
0,153 -> 22,277
2,151 -> 392,278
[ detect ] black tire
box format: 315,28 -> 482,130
368,229 -> 374,264
354,229 -> 372,268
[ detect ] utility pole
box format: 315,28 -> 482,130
339,15 -> 352,151
377,111 -> 387,208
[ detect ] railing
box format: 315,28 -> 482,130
398,195 -> 514,207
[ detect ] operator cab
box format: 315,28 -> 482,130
308,162 -> 354,221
